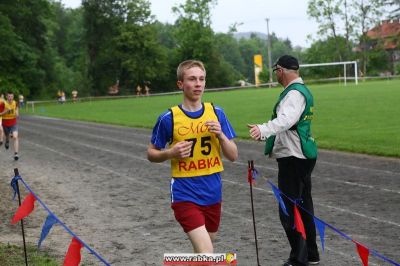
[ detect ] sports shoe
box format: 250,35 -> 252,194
14,153 -> 19,161
308,260 -> 320,265
5,139 -> 9,150
282,262 -> 293,266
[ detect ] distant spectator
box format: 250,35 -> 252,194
136,85 -> 142,96
71,89 -> 78,103
144,85 -> 150,96
57,90 -> 62,103
108,80 -> 119,95
18,94 -> 24,108
60,91 -> 66,104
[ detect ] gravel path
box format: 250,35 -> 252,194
0,115 -> 399,266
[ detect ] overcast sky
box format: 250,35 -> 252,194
61,0 -> 319,48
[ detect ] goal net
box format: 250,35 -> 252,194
300,61 -> 359,86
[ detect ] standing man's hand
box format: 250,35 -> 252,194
247,124 -> 261,140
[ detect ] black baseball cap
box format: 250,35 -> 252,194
273,55 -> 299,70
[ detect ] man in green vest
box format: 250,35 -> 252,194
248,55 -> 320,266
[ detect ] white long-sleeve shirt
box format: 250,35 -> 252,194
257,77 -> 307,159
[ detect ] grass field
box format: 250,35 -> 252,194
0,243 -> 59,265
24,79 -> 400,157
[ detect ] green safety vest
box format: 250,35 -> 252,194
264,83 -> 317,159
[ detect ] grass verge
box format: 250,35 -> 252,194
0,243 -> 59,266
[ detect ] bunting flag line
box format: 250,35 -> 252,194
10,172 -> 111,265
267,180 -> 400,266
269,182 -> 289,216
64,237 -> 84,266
355,241 -> 370,266
11,192 -> 36,224
293,205 -> 307,240
38,214 -> 58,248
313,217 -> 325,252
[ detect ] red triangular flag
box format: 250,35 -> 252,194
247,164 -> 252,184
64,237 -> 83,266
294,205 -> 307,240
247,161 -> 256,185
11,192 -> 36,224
355,241 -> 369,266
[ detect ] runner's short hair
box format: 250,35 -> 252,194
177,60 -> 206,81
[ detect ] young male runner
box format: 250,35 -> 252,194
147,60 -> 238,253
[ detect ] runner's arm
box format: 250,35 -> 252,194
217,134 -> 238,162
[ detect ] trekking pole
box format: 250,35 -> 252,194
248,161 -> 261,266
14,168 -> 29,266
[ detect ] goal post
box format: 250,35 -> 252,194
300,61 -> 358,85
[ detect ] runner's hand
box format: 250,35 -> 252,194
171,141 -> 193,159
205,120 -> 221,136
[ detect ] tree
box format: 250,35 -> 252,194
0,0 -> 53,98
172,0 -> 216,60
115,0 -> 168,93
237,35 -> 264,84
385,0 -> 400,18
351,0 -> 384,77
214,33 -> 245,80
0,12 -> 30,91
82,0 -> 127,95
302,36 -> 349,79
172,0 -> 238,87
307,0 -> 344,61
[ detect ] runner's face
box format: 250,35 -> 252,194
177,67 -> 206,102
7,94 -> 13,102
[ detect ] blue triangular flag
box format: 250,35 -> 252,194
10,176 -> 20,200
38,214 -> 58,248
269,182 -> 289,216
252,168 -> 259,179
313,217 -> 325,252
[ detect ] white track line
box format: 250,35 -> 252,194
23,134 -> 400,228
20,121 -> 400,196
23,117 -> 400,176
20,122 -> 149,148
230,160 -> 400,194
23,116 -> 150,137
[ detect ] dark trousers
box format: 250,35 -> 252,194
277,156 -> 319,266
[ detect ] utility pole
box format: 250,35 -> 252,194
266,18 -> 273,88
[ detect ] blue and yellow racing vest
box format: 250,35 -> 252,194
170,102 -> 224,177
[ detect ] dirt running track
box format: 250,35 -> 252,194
0,115 -> 399,266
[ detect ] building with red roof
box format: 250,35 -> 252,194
366,19 -> 400,74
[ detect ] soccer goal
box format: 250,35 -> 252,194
300,61 -> 359,86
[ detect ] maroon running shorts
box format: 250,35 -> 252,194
171,201 -> 222,233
